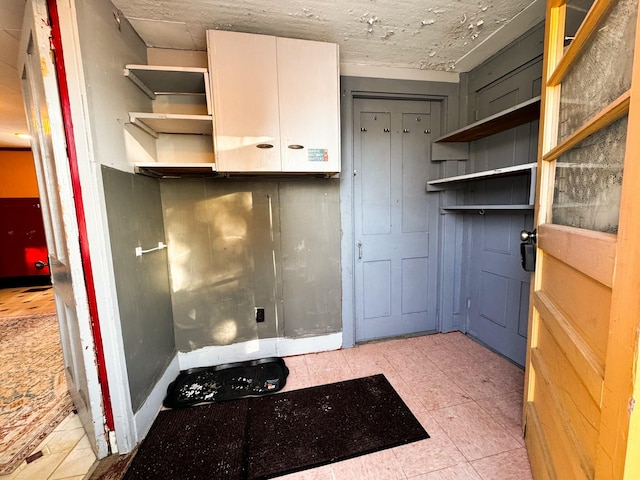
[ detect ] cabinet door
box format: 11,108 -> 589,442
207,30 -> 281,172
277,37 -> 341,173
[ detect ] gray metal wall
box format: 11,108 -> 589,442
160,178 -> 341,351
102,166 -> 176,411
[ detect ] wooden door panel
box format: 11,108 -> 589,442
537,224 -> 616,289
533,291 -> 604,406
525,1 -> 640,478
540,254 -> 610,359
535,318 -> 600,459
526,404 -> 555,480
529,354 -> 593,479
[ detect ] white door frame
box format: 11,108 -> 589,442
24,0 -> 137,454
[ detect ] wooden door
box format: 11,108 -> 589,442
19,0 -> 108,456
207,30 -> 281,172
353,98 -> 440,342
277,37 -> 341,173
524,1 -> 640,478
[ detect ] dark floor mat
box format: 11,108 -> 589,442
124,374 -> 429,480
23,287 -> 52,293
163,357 -> 289,408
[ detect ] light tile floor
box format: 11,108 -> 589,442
2,412 -> 96,480
276,332 -> 532,479
1,285 -> 96,480
2,284 -> 532,479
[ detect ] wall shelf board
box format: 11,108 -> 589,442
124,65 -> 209,98
128,112 -> 213,137
427,163 -> 537,191
441,205 -> 534,214
134,163 -> 218,178
432,142 -> 469,162
435,96 -> 541,143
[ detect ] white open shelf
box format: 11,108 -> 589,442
125,64 -> 213,139
427,163 -> 537,191
134,162 -> 218,178
124,65 -> 210,99
428,163 -> 537,214
128,112 -> 213,138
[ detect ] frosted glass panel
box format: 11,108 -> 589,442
558,0 -> 637,142
552,116 -> 626,234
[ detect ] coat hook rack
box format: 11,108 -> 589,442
135,242 -> 167,257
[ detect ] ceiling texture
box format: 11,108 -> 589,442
0,0 -> 544,149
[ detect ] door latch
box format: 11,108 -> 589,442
520,229 -> 536,272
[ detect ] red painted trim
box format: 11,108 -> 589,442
46,0 -> 115,432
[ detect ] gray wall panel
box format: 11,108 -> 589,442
280,181 -> 341,337
161,178 -> 341,350
101,166 -> 175,412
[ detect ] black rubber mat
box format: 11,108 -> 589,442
125,374 -> 429,480
163,357 -> 289,408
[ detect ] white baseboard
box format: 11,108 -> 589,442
133,354 -> 180,442
178,332 -> 343,370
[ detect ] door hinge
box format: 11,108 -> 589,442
108,430 -> 118,454
466,298 -> 471,309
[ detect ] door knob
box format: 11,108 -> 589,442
34,260 -> 49,270
520,230 -> 537,242
520,229 -> 536,272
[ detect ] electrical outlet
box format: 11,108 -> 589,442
255,307 -> 265,323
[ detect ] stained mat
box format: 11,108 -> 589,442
122,374 -> 429,480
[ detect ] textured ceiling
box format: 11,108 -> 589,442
112,0 -> 542,72
1,0 -> 545,149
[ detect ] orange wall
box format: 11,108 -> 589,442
0,150 -> 39,198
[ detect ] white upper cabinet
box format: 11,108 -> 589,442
207,30 -> 341,175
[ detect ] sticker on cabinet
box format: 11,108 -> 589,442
308,149 -> 328,162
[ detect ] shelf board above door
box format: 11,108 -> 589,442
435,96 -> 541,143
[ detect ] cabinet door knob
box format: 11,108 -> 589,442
256,143 -> 274,149
288,144 -> 304,150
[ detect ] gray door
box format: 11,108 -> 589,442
354,98 -> 440,342
467,205 -> 532,366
